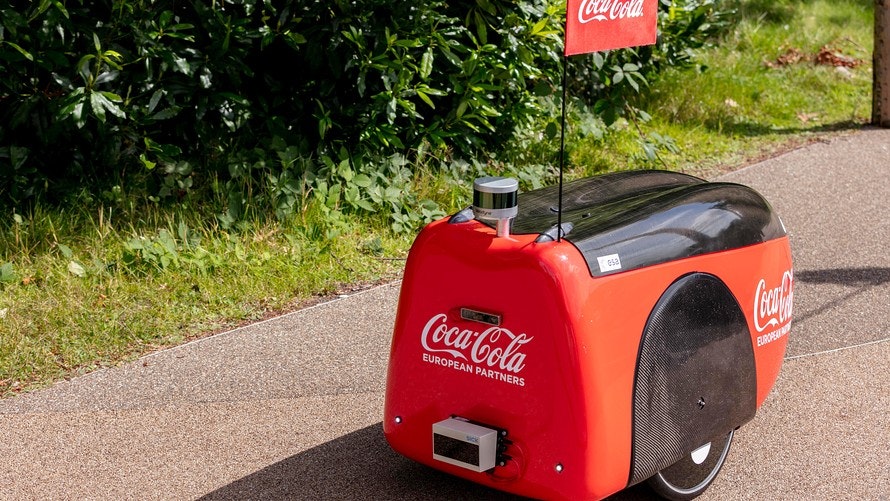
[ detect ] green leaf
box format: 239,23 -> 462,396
0,262 -> 15,283
102,94 -> 126,118
326,184 -> 341,208
52,0 -> 70,19
30,0 -> 53,20
3,42 -> 34,61
72,100 -> 86,128
420,48 -> 434,80
545,121 -> 559,139
531,18 -> 548,36
421,87 -> 446,96
352,174 -> 372,188
355,199 -> 376,212
148,89 -> 165,113
593,53 -> 605,69
90,92 -> 126,120
94,71 -> 119,85
439,46 -> 461,67
477,0 -> 496,14
386,97 -> 397,123
456,100 -> 468,118
68,260 -> 86,277
533,80 -> 552,97
285,31 -> 306,44
626,73 -> 639,91
76,54 -> 95,83
59,87 -> 86,120
416,90 -> 435,109
393,39 -> 421,48
338,159 -> 353,182
90,92 -> 106,122
474,11 -> 488,45
100,91 -> 123,102
384,186 -> 401,202
595,99 -> 620,126
101,51 -> 124,70
172,55 -> 191,75
140,153 -> 157,171
151,107 -> 181,120
58,244 -> 73,258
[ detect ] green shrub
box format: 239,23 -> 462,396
0,0 -> 731,230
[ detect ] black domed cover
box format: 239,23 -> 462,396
502,170 -> 786,276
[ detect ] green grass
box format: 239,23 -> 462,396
0,0 -> 875,396
570,0 -> 873,176
0,206 -> 408,394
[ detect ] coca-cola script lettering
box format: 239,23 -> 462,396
578,0 -> 645,23
420,313 -> 534,377
754,270 -> 794,332
753,270 -> 794,347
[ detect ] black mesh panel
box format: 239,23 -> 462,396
628,273 -> 756,486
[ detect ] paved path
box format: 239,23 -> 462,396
1,129 -> 889,500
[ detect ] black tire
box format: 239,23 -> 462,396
646,429 -> 734,501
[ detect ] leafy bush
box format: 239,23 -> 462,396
0,0 -> 732,231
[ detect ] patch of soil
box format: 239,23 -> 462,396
765,44 -> 863,69
814,45 -> 862,68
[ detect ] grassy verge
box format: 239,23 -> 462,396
570,0 -> 873,177
0,205 -> 409,394
0,0 -> 874,397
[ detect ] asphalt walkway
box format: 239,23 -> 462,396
1,128 -> 888,500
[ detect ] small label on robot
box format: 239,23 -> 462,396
597,254 -> 622,272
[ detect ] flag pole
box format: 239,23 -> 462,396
560,0 -> 658,239
557,54 -> 568,242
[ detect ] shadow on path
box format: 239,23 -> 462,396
199,424 -> 656,501
792,267 -> 890,326
794,267 -> 890,286
199,269 -> 890,500
783,267 -> 890,358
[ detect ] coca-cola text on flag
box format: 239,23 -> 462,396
564,0 -> 658,56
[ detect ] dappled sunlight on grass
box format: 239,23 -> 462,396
569,0 -> 872,177
0,208 -> 407,395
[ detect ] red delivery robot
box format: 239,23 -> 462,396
383,170 -> 793,500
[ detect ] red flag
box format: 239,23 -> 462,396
564,0 -> 659,56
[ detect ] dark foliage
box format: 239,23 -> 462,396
0,0 -> 730,218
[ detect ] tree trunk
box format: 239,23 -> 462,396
874,0 -> 890,126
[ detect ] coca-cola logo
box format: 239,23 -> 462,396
578,0 -> 646,23
754,270 -> 794,333
420,313 -> 533,374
